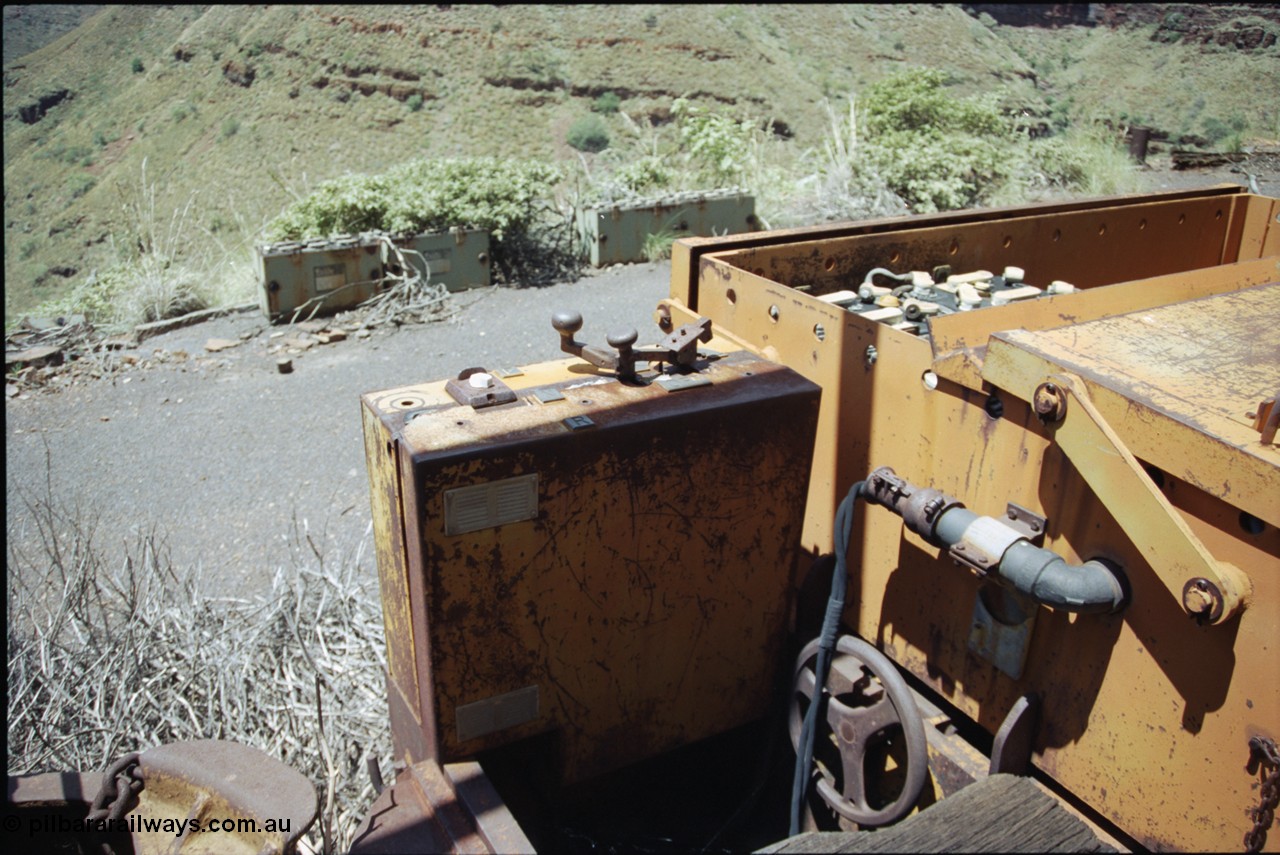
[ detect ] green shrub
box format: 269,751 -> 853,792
672,98 -> 759,183
612,156 -> 674,194
1204,115 -> 1247,146
642,229 -> 680,262
849,69 -> 1016,212
407,93 -> 424,112
567,115 -> 610,153
67,174 -> 96,199
1024,126 -> 1141,197
131,57 -> 144,74
220,117 -> 240,139
265,157 -> 573,283
592,91 -> 621,114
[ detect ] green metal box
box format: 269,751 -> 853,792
259,229 -> 490,322
575,190 -> 757,267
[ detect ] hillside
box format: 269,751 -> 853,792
4,4 -> 1279,319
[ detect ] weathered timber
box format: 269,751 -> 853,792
757,774 -> 1116,853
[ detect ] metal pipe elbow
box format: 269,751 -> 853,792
998,540 -> 1127,614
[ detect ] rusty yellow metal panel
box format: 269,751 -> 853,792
930,256 -> 1280,392
670,188 -> 1280,851
361,400 -> 429,762
363,351 -> 820,785
984,283 -> 1280,527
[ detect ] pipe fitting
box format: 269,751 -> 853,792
866,468 -> 1128,614
865,467 -> 964,541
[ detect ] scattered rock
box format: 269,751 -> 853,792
6,384 -> 18,398
204,338 -> 241,353
326,329 -> 348,343
282,337 -> 316,351
5,345 -> 64,368
102,335 -> 138,350
277,358 -> 294,375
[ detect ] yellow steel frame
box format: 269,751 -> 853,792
661,188 -> 1280,851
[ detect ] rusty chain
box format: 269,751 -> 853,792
87,751 -> 144,825
1245,736 -> 1280,852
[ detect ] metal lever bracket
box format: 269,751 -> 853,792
552,311 -> 713,378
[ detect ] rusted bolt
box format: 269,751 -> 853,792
1181,577 -> 1223,622
653,305 -> 673,332
1033,382 -> 1067,422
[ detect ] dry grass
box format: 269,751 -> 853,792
6,455 -> 392,854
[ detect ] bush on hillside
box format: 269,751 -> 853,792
592,91 -> 621,114
856,68 -> 1017,213
567,115 -> 611,153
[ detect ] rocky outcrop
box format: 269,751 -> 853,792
221,59 -> 255,87
16,87 -> 72,124
964,5 -> 1094,28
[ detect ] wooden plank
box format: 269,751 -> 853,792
758,775 -> 1116,853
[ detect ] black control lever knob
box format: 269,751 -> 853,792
606,328 -> 638,349
552,311 -> 583,336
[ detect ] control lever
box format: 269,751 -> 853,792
552,311 -> 713,378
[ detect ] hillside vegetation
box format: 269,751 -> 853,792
5,4 -> 1279,323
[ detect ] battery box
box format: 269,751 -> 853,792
362,347 -> 819,784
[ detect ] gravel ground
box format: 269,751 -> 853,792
6,261 -> 673,591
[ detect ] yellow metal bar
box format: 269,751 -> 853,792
1039,372 -> 1252,623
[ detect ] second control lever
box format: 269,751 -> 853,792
553,311 -> 713,379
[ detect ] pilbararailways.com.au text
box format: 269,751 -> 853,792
14,813 -> 296,838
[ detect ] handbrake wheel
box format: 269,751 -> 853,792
789,634 -> 929,827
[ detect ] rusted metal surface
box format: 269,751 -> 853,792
6,742 -> 316,854
350,758 -> 531,854
669,184 -> 1257,310
130,740 -> 317,853
930,256 -> 1280,392
982,365 -> 1257,624
553,310 -> 713,377
667,188 -> 1280,851
7,770 -> 137,854
362,346 -> 820,785
983,283 -> 1280,528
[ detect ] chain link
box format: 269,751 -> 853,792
1245,736 -> 1280,852
87,751 -> 143,825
